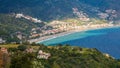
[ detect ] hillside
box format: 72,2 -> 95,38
0,1 -> 120,68
0,0 -> 119,43
0,13 -> 46,43
1,44 -> 120,68
0,0 -> 119,21
37,45 -> 120,68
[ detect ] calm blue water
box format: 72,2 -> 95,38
39,27 -> 120,59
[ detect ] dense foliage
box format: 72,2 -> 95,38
0,0 -> 119,21
10,52 -> 35,68
0,14 -> 43,43
8,44 -> 120,68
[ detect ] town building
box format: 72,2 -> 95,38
0,47 -> 8,54
0,47 -> 10,68
0,38 -> 5,44
37,50 -> 51,59
26,47 -> 34,53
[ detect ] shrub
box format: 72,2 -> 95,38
17,45 -> 27,51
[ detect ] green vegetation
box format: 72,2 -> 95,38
62,18 -> 85,25
1,44 -> 120,68
0,44 -> 18,48
0,0 -> 119,21
0,13 -> 43,43
38,45 -> 120,68
10,52 -> 35,68
17,45 -> 27,51
62,18 -> 108,26
90,18 -> 108,24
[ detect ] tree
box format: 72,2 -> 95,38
17,45 -> 27,51
10,52 -> 35,68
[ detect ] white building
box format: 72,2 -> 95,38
0,38 -> 5,44
37,50 -> 51,59
16,13 -> 24,18
17,34 -> 23,40
16,13 -> 42,23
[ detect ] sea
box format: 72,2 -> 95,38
39,26 -> 120,59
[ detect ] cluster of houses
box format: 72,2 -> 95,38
25,47 -> 34,53
37,50 -> 51,59
25,48 -> 51,59
29,20 -> 78,38
24,46 -> 51,60
28,22 -> 53,38
48,21 -> 77,31
25,47 -> 51,59
42,29 -> 61,35
72,8 -> 90,21
0,38 -> 6,44
16,13 -> 42,23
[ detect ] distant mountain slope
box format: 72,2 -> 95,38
0,13 -> 45,43
0,0 -> 119,21
0,0 -> 120,42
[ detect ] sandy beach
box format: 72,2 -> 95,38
28,23 -> 118,44
29,30 -> 77,43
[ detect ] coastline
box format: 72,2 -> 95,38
28,24 -> 120,44
29,30 -> 77,43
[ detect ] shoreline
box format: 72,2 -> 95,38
28,24 -> 120,44
29,30 -> 77,43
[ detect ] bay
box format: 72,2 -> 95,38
39,27 -> 120,59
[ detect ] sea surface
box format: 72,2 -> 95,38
39,27 -> 120,59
